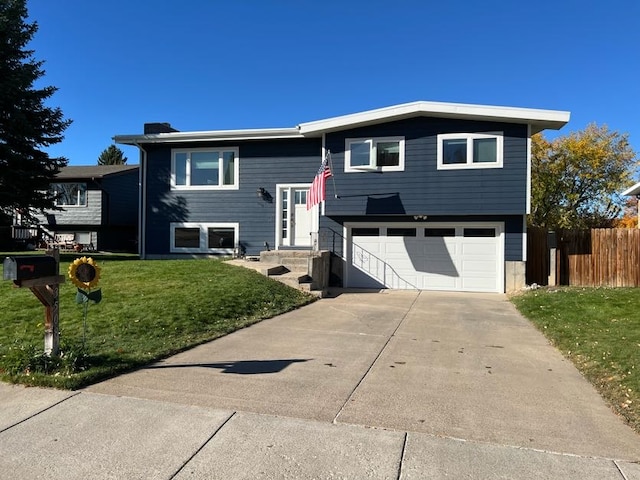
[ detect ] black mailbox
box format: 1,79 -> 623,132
3,256 -> 57,281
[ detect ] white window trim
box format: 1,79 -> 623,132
171,147 -> 239,190
437,132 -> 503,170
170,222 -> 239,254
344,136 -> 405,173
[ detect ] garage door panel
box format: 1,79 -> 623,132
353,240 -> 381,255
423,258 -> 459,276
350,254 -> 387,288
461,242 -> 497,256
462,260 -> 497,278
347,223 -> 503,292
462,277 -> 499,291
350,268 -> 386,289
422,274 -> 458,290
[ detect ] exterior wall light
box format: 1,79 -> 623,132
256,187 -> 273,203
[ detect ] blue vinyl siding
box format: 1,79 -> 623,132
324,117 -> 528,216
144,139 -> 322,256
141,116 -> 529,258
101,170 -> 139,226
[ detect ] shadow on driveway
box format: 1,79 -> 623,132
145,359 -> 311,375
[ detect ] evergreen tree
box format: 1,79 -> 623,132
0,0 -> 71,220
97,144 -> 128,165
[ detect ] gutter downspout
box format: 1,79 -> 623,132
133,142 -> 147,259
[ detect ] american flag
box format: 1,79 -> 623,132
306,152 -> 332,210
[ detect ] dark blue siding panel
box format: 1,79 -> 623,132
324,117 -> 528,217
144,139 -> 322,256
101,170 -> 139,226
142,115 -> 529,258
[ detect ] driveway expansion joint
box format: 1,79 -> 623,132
332,291 -> 422,424
168,411 -> 237,479
0,391 -> 80,435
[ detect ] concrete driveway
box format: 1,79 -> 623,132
3,290 -> 640,479
85,290 -> 640,460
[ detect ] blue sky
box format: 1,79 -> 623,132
27,0 -> 640,168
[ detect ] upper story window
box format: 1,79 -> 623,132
171,148 -> 239,189
51,183 -> 87,206
345,136 -> 405,173
437,132 -> 503,169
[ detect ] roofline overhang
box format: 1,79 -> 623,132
54,165 -> 139,180
114,127 -> 303,145
115,101 -> 571,145
297,101 -> 571,136
622,182 -> 640,196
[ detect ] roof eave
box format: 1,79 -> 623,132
114,128 -> 303,145
622,182 -> 640,196
55,165 -> 139,180
298,101 -> 571,136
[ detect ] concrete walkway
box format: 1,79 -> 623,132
1,291 -> 639,479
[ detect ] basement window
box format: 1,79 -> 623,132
171,222 -> 238,253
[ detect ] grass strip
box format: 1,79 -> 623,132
511,287 -> 640,433
0,255 -> 314,389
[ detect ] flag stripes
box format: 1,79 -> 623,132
306,152 -> 332,210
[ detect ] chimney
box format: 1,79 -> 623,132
143,123 -> 179,134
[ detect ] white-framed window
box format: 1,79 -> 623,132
345,136 -> 405,172
171,148 -> 239,189
437,132 -> 503,169
51,183 -> 87,206
170,222 -> 238,254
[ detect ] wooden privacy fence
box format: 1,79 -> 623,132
527,228 -> 640,287
526,227 -> 550,286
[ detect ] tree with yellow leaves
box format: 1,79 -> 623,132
530,124 -> 638,229
615,197 -> 638,229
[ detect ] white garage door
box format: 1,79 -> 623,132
346,222 -> 504,292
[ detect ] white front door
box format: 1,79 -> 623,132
276,185 -> 317,248
293,189 -> 311,246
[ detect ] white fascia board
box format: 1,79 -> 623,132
298,101 -> 571,135
622,182 -> 640,196
114,127 -> 302,145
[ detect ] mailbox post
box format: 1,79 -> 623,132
3,250 -> 65,356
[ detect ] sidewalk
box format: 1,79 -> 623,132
1,291 -> 639,479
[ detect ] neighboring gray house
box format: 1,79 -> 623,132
36,165 -> 139,252
115,101 -> 570,292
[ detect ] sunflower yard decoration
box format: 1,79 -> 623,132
68,256 -> 102,348
69,256 -> 101,290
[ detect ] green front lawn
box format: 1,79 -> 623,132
511,287 -> 640,433
0,254 -> 314,389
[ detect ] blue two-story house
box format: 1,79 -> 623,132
115,101 -> 570,293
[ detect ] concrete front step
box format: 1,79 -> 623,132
259,250 -> 314,270
267,270 -> 313,293
273,274 -> 312,293
228,250 -> 328,297
225,259 -> 317,295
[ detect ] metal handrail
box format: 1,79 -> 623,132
318,227 -> 418,289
